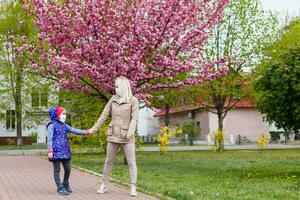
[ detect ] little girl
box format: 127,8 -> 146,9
47,106 -> 89,196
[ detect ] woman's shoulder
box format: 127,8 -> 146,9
108,95 -> 117,102
131,96 -> 139,104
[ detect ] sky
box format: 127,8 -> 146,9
260,0 -> 300,15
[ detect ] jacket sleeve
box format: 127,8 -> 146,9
65,124 -> 86,135
89,97 -> 113,133
47,124 -> 54,153
128,97 -> 139,135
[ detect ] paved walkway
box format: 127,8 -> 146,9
1,144 -> 300,155
141,144 -> 300,151
0,156 -> 158,200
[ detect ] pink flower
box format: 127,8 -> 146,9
26,0 -> 229,98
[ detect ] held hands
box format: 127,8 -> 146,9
84,130 -> 92,137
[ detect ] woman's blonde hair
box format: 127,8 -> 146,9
115,76 -> 133,103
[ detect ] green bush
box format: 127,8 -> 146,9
269,131 -> 287,141
181,121 -> 201,146
28,132 -> 38,143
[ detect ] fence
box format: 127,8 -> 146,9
140,132 -> 300,145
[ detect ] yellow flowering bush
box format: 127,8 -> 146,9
256,132 -> 270,151
155,126 -> 182,154
213,129 -> 225,152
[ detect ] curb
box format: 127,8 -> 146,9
73,166 -> 174,200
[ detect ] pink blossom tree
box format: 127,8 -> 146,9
24,0 -> 229,101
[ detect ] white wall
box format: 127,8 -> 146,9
137,106 -> 160,136
0,116 -> 49,144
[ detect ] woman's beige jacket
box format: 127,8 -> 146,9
89,95 -> 139,143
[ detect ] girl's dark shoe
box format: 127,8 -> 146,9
64,185 -> 72,193
57,186 -> 69,196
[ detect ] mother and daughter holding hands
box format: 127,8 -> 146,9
47,76 -> 139,197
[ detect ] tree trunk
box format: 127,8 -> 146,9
217,111 -> 224,131
164,104 -> 170,126
15,66 -> 22,146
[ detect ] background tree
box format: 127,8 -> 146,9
23,0 -> 230,101
253,19 -> 300,133
0,0 -> 38,146
196,0 -> 278,131
58,90 -> 108,152
181,120 -> 201,146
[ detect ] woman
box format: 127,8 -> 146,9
89,76 -> 139,197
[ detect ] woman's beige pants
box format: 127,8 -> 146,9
102,142 -> 137,184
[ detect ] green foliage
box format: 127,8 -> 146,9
269,131 -> 288,141
0,0 -> 44,144
134,133 -> 144,150
253,19 -> 300,132
195,0 -> 279,131
181,120 -> 201,146
28,131 -> 38,143
253,47 -> 300,132
69,123 -> 108,154
58,90 -> 109,152
261,19 -> 300,62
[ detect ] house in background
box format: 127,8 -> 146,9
153,99 -> 278,143
0,85 -> 55,145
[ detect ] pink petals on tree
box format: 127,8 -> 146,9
26,0 -> 229,99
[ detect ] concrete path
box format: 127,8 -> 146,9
1,144 -> 300,155
0,156 -> 158,200
140,144 -> 300,151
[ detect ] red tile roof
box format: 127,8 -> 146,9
154,99 -> 255,117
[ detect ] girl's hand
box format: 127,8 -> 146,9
84,130 -> 91,136
48,152 -> 53,159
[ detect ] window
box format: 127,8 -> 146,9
6,110 -> 15,129
31,88 -> 48,107
31,89 -> 39,107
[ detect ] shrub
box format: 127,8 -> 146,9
256,132 -> 270,152
181,121 -> 201,146
6,138 -> 16,145
213,129 -> 224,152
155,126 -> 182,154
28,132 -> 38,143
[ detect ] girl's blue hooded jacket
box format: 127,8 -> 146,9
47,106 -> 86,161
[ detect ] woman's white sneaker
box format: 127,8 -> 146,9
130,184 -> 137,197
97,182 -> 108,194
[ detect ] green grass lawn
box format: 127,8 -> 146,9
72,150 -> 300,200
0,144 -> 47,150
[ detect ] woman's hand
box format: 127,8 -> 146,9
126,133 -> 134,139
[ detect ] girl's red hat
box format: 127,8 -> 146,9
56,107 -> 65,117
